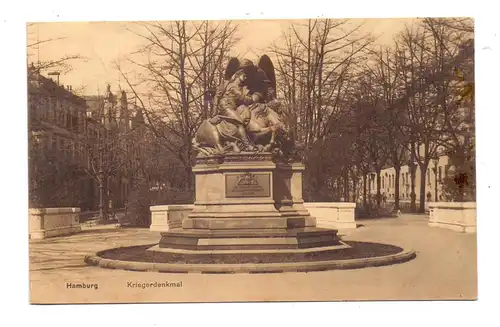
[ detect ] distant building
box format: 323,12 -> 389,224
28,65 -> 145,211
28,65 -> 96,209
366,146 -> 450,208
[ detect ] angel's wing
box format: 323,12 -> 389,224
224,57 -> 241,81
257,54 -> 277,95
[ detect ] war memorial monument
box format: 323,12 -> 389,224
85,55 -> 416,273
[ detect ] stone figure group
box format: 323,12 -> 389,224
193,55 -> 293,156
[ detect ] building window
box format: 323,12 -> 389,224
65,142 -> 70,158
44,100 -> 49,119
438,166 -> 442,182
72,115 -> 78,131
50,99 -> 56,121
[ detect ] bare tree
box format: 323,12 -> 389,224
116,20 -> 239,191
269,19 -> 374,201
364,44 -> 408,210
421,18 -> 475,201
270,19 -> 374,147
394,24 -> 442,212
388,18 -> 475,210
75,91 -> 136,220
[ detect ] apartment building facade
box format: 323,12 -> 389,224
366,149 -> 451,208
28,66 -> 144,211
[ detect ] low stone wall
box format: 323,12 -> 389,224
428,202 -> 476,233
29,207 -> 81,240
150,205 -> 195,232
150,203 -> 356,232
304,203 -> 357,230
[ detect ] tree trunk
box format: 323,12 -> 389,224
352,174 -> 357,203
98,177 -> 108,221
362,174 -> 367,208
376,170 -> 381,208
454,149 -> 466,202
419,167 -> 427,213
343,170 -> 349,201
409,148 -> 417,213
394,165 -> 401,210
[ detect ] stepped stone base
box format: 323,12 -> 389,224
159,227 -> 341,250
155,153 -> 341,259
147,242 -> 350,265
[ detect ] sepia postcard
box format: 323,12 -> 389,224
27,17 -> 477,304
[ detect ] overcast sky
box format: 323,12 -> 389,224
27,18 -> 416,96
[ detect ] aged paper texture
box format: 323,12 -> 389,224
27,18 -> 477,304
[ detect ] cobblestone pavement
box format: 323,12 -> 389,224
29,215 -> 477,303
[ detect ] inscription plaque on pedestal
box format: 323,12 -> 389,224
225,172 -> 271,198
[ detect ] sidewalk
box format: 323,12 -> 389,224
29,214 -> 477,303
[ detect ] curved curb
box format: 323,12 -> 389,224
84,246 -> 417,274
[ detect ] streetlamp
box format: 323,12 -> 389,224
432,154 -> 440,202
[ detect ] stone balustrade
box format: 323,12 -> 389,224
150,205 -> 195,232
150,202 -> 357,232
428,202 -> 476,233
29,207 -> 81,240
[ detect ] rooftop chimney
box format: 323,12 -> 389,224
48,71 -> 60,85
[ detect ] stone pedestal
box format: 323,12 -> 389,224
305,203 -> 357,230
158,153 -> 340,251
29,207 -> 81,240
428,202 -> 476,233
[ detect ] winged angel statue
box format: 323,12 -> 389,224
193,55 -> 293,156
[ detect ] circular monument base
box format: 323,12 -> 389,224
84,241 -> 416,273
84,153 -> 416,273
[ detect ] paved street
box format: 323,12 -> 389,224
29,214 -> 477,303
